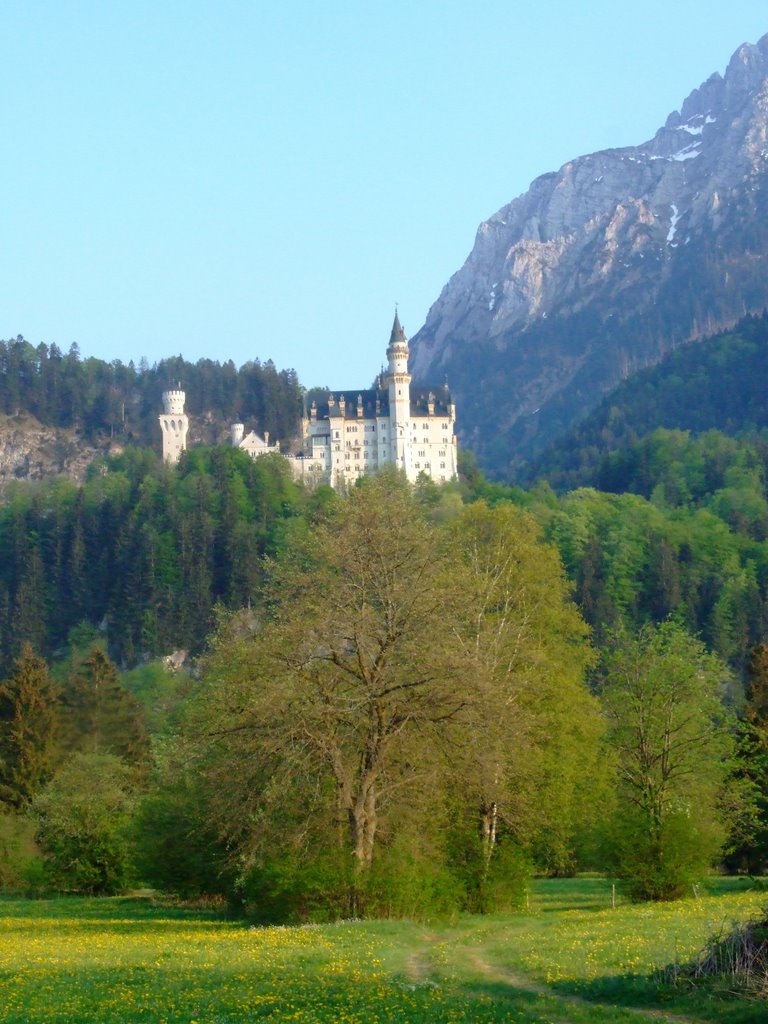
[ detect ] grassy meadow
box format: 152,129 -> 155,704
0,878 -> 766,1024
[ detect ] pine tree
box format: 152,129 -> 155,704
0,644 -> 59,809
62,646 -> 149,766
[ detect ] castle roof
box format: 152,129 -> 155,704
306,389 -> 387,421
304,382 -> 453,422
409,383 -> 453,418
388,311 -> 407,347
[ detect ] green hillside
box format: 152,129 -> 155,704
524,312 -> 768,490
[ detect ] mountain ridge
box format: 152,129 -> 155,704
410,32 -> 768,476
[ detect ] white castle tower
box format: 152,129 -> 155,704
386,311 -> 412,472
159,387 -> 189,465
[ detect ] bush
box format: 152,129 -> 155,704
32,752 -> 137,894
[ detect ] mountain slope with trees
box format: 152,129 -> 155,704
526,312 -> 768,490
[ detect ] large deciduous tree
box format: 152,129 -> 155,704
194,472 -> 600,919
599,621 -> 736,900
200,471 -> 469,915
451,502 -> 601,894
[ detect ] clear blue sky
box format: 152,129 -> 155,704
1,1 -> 766,389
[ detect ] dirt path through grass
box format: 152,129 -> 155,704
466,950 -> 706,1024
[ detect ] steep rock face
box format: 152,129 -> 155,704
411,34 -> 768,475
0,415 -> 107,490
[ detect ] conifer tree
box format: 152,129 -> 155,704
62,646 -> 148,766
0,644 -> 59,809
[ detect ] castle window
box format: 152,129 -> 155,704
334,431 -> 339,438
440,462 -> 446,469
364,451 -> 369,459
414,462 -> 420,468
441,423 -> 448,429
439,450 -> 446,456
418,450 -> 425,457
354,452 -> 359,459
345,453 -> 350,460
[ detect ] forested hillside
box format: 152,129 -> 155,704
1,428 -> 767,680
0,447 -> 323,670
462,429 -> 768,675
4,469 -> 765,914
0,337 -> 302,449
526,312 -> 768,489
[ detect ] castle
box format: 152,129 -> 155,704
159,313 -> 458,488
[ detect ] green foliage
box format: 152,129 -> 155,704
726,643 -> 768,873
0,812 -> 43,892
31,752 -> 137,895
0,445 -> 310,666
527,311 -> 768,489
599,622 -> 737,900
61,646 -> 149,765
119,661 -> 191,735
190,475 -> 599,919
132,737 -> 232,899
539,482 -> 768,671
0,645 -> 59,810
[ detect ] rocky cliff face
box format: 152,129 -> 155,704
0,415 -> 108,490
411,34 -> 768,475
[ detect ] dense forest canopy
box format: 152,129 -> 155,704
0,337 -> 303,448
2,425 -> 768,677
0,446 -> 324,670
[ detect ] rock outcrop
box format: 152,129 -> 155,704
0,414 -> 108,490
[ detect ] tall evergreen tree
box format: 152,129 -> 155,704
61,646 -> 148,766
0,644 -> 59,809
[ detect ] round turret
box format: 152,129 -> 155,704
159,387 -> 189,464
162,389 -> 186,416
231,422 -> 245,446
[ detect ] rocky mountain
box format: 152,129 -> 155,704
411,33 -> 768,477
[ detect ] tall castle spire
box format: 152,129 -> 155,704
385,310 -> 411,471
386,309 -> 409,377
389,309 -> 407,346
